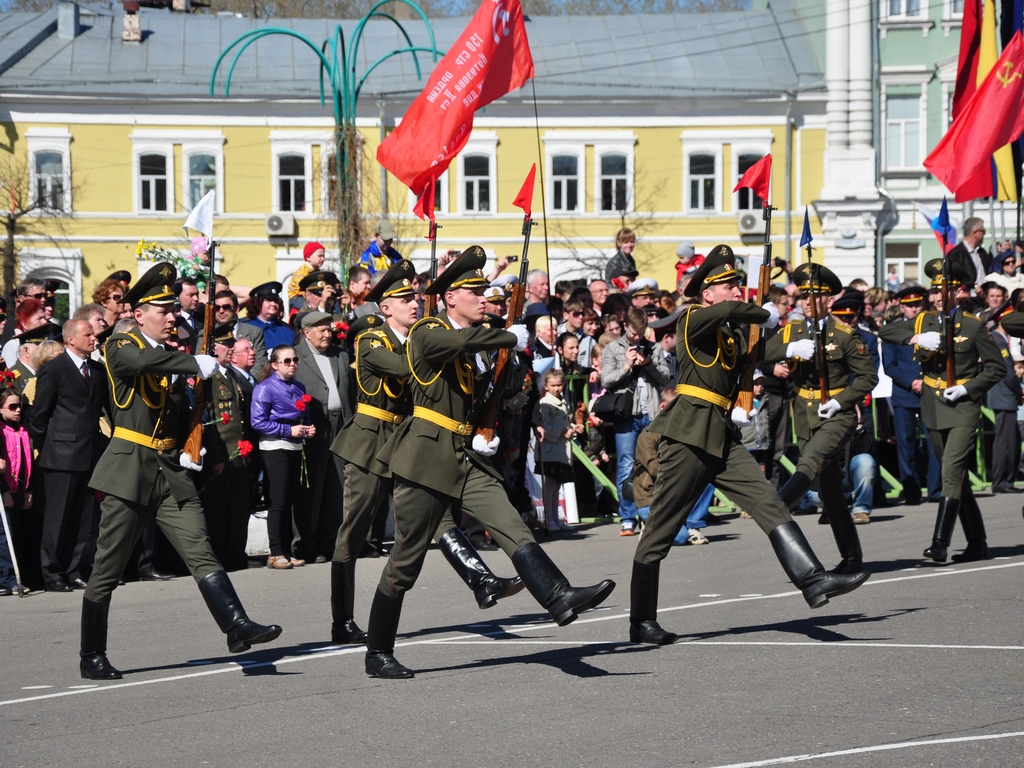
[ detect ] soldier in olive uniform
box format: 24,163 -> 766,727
879,260 -> 1005,563
764,264 -> 878,573
199,320 -> 252,572
631,247 -> 869,646
366,247 -> 615,679
327,260 -> 522,645
80,263 -> 281,681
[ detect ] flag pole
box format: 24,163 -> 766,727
530,79 -> 550,276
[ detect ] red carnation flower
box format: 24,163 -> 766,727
301,394 -> 312,403
220,412 -> 230,425
237,440 -> 253,458
295,399 -> 306,412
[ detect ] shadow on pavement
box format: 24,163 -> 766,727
673,608 -> 925,644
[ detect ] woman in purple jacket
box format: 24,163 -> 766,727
251,345 -> 317,569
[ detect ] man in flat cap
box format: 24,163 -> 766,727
358,219 -> 402,276
327,260 -> 522,645
79,262 -> 282,681
366,246 -> 616,679
880,285 -> 940,506
763,264 -> 877,571
882,260 -> 1004,563
630,246 -> 868,646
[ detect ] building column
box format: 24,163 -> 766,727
825,0 -> 850,150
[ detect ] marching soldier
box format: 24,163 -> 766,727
631,247 -> 869,646
765,265 -> 878,573
80,263 -> 281,681
327,260 -> 522,645
879,260 -> 1004,563
366,247 -> 615,679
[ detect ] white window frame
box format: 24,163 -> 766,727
945,0 -> 964,19
269,133 -> 314,216
135,146 -> 173,214
882,87 -> 926,171
180,137 -> 225,214
549,150 -> 583,214
405,170 -> 449,216
731,141 -> 773,212
26,128 -> 72,213
594,145 -> 634,215
458,131 -> 498,215
19,248 -> 83,311
885,0 -> 926,20
683,143 -> 722,214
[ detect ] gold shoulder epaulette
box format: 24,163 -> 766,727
964,312 -> 979,321
834,322 -> 853,335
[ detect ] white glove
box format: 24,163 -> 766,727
943,384 -> 968,402
179,446 -> 206,471
508,324 -> 529,352
817,398 -> 842,419
759,302 -> 780,330
471,434 -> 500,456
916,332 -> 941,351
787,339 -> 815,359
194,355 -> 218,380
730,407 -> 750,425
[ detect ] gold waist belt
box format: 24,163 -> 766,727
112,427 -> 177,452
795,386 -> 846,401
412,406 -> 474,436
357,403 -> 405,425
674,384 -> 732,410
923,376 -> 970,390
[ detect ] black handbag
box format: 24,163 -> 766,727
591,389 -> 633,422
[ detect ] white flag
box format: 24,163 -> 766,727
183,190 -> 215,238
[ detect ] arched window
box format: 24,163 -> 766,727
688,153 -> 715,211
278,153 -> 307,212
139,153 -> 168,212
599,154 -> 627,212
463,154 -> 491,212
187,154 -> 216,210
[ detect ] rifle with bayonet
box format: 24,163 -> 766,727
940,222 -> 956,389
423,219 -> 440,317
183,240 -> 217,463
804,244 -> 830,406
735,202 -> 774,413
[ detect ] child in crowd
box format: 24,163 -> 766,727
286,241 -> 327,309
0,387 -> 32,595
536,369 -> 582,532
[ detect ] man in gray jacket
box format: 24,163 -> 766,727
601,308 -> 671,535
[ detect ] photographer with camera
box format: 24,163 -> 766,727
600,308 -> 670,536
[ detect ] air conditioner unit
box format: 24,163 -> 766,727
737,210 -> 765,236
265,213 -> 296,237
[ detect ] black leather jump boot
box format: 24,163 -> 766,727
768,521 -> 870,609
365,589 -> 414,679
80,596 -> 122,680
437,527 -> 524,609
923,497 -> 960,562
818,479 -> 863,575
778,471 -> 814,511
629,560 -> 678,645
511,542 -> 615,626
331,560 -> 368,644
952,492 -> 989,562
198,571 -> 283,653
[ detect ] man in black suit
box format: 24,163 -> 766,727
29,319 -> 109,592
174,278 -> 204,353
947,217 -> 990,287
293,311 -> 353,561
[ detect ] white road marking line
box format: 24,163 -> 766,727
739,594 -> 763,597
699,594 -> 722,597
2,559 -> 1021,707
21,685 -> 52,690
704,729 -> 1024,767
432,639 -> 1024,651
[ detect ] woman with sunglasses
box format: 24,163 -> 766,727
251,345 -> 317,570
93,279 -> 130,330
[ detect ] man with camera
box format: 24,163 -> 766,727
600,308 -> 671,536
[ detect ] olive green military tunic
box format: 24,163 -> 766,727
636,301 -> 793,565
373,311 -> 534,596
764,316 -> 878,479
878,308 -> 1005,498
85,328 -> 221,601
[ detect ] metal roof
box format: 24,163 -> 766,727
0,2 -> 823,110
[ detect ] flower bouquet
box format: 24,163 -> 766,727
137,238 -> 209,291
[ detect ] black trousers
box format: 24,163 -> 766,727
39,468 -> 95,585
200,462 -> 251,571
262,449 -> 307,558
991,409 -> 1020,488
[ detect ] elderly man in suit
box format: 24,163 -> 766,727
29,319 -> 110,592
293,311 -> 353,562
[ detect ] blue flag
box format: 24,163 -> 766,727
937,196 -> 950,239
799,207 -> 812,247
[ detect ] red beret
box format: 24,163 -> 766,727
303,241 -> 325,260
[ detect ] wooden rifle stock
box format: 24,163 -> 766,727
942,247 -> 955,389
735,204 -> 774,413
804,254 -> 830,406
183,241 -> 217,462
424,220 -> 440,317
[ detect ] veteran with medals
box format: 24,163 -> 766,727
764,264 -> 878,573
327,260 -> 521,645
630,247 -> 869,646
879,260 -> 1005,563
79,263 -> 282,681
365,247 -> 615,679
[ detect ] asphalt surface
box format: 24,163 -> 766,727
3,494 -> 1024,768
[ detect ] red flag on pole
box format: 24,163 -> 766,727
413,177 -> 436,222
923,31 -> 1024,197
512,163 -> 536,215
377,0 -> 534,198
732,153 -> 771,205
952,0 -> 982,118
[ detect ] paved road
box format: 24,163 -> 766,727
3,495 -> 1024,768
